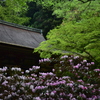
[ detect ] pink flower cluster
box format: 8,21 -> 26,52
0,55 -> 99,100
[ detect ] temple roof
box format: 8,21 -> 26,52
0,20 -> 45,49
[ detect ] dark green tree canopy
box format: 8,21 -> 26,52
26,1 -> 62,38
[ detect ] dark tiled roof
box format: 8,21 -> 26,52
0,20 -> 45,49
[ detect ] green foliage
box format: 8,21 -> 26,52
0,0 -> 32,25
35,0 -> 100,65
26,1 -> 62,38
35,16 -> 100,63
0,0 -> 63,37
35,0 -> 100,20
52,0 -> 100,20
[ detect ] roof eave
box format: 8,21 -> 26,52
0,41 -> 35,50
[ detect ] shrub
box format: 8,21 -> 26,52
0,55 -> 100,100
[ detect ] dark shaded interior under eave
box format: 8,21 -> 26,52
0,43 -> 40,70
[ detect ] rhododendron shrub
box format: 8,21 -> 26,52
0,55 -> 100,100
39,55 -> 99,83
53,55 -> 99,83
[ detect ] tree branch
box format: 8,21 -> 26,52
84,50 -> 97,62
78,0 -> 94,3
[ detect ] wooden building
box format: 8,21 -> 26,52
0,20 -> 45,69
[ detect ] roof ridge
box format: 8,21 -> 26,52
0,20 -> 42,34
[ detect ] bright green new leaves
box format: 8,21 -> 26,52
35,0 -> 100,64
35,16 -> 100,63
52,0 -> 100,20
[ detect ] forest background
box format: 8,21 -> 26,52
0,0 -> 100,66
